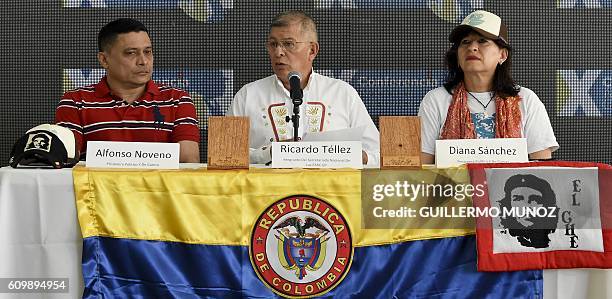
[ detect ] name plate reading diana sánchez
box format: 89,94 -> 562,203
435,138 -> 528,168
86,141 -> 180,169
271,141 -> 362,169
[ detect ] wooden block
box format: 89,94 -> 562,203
207,116 -> 249,169
379,116 -> 421,169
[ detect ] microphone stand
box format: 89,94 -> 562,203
286,97 -> 302,142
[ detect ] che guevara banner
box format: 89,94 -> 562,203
468,161 -> 612,272
73,166 -> 541,298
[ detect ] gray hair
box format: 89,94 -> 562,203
270,10 -> 318,42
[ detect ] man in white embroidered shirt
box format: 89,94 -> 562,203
227,10 -> 380,165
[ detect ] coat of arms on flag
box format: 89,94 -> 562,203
274,215 -> 330,279
250,194 -> 353,298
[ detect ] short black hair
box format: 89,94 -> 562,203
98,18 -> 149,52
501,174 -> 556,208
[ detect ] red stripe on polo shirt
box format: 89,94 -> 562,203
55,77 -> 200,154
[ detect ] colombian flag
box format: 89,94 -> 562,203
73,166 -> 541,298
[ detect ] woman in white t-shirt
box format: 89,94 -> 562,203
418,10 -> 558,164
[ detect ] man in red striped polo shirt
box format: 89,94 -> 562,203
55,18 -> 200,162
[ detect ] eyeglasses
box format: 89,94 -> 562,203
265,40 -> 311,52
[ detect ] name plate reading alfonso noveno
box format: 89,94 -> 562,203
272,141 -> 362,169
86,141 -> 180,169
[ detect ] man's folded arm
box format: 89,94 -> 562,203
178,140 -> 200,163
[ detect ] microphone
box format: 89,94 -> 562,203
288,71 -> 303,104
287,71 -> 303,142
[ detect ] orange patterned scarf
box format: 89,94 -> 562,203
440,82 -> 522,139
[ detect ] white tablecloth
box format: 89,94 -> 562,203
0,167 -> 83,298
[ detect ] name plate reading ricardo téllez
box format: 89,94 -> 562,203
271,141 -> 362,169
86,141 -> 180,169
435,138 -> 528,168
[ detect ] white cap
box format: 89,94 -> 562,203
449,10 -> 508,45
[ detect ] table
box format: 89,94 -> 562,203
1,166 -> 610,298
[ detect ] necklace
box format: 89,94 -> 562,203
467,91 -> 495,110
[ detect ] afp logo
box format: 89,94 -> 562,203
250,195 -> 353,298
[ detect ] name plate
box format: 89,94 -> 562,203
435,138 -> 528,168
86,141 -> 180,169
271,141 -> 362,169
